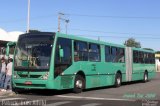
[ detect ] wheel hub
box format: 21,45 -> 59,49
117,77 -> 121,85
145,74 -> 147,81
76,80 -> 83,88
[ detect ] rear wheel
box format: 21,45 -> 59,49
143,72 -> 148,82
73,75 -> 85,93
115,73 -> 121,87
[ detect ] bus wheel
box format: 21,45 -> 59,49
143,72 -> 148,82
12,87 -> 24,94
11,82 -> 21,94
13,88 -> 23,94
73,75 -> 85,93
115,73 -> 121,87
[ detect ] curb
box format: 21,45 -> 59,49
0,91 -> 16,96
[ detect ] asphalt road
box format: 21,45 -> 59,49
1,72 -> 160,106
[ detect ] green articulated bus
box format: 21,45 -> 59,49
12,32 -> 156,93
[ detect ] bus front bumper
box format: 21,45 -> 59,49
13,79 -> 54,89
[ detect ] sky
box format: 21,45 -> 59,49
0,0 -> 160,51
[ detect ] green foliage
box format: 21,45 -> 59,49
143,48 -> 154,51
124,38 -> 141,48
156,51 -> 160,54
28,29 -> 41,33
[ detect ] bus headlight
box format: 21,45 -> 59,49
13,72 -> 20,79
42,72 -> 49,80
14,74 -> 18,79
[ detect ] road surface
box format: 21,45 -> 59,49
0,72 -> 160,106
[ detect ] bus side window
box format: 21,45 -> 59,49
144,52 -> 148,64
111,47 -> 124,63
138,52 -> 144,63
105,46 -> 111,62
111,47 -> 117,62
117,48 -> 125,63
146,53 -> 150,64
148,53 -> 152,64
150,53 -> 155,64
74,41 -> 88,61
133,50 -> 138,63
152,53 -> 155,64
89,43 -> 100,62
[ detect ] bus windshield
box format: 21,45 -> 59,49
14,33 -> 54,70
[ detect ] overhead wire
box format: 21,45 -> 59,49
1,13 -> 160,39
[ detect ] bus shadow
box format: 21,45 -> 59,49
84,80 -> 145,92
122,80 -> 145,85
17,89 -> 73,96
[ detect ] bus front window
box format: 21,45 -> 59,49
14,33 -> 54,70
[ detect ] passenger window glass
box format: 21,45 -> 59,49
105,46 -> 111,62
144,53 -> 148,63
111,47 -> 125,63
139,52 -> 144,63
110,47 -> 116,62
111,47 -> 117,56
89,44 -> 100,61
117,48 -> 125,63
133,51 -> 138,63
74,41 -> 88,61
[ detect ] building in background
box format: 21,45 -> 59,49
0,28 -> 24,69
0,28 -> 24,41
0,28 -> 24,57
0,40 -> 9,58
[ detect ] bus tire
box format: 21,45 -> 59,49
143,72 -> 148,83
115,73 -> 121,87
73,75 -> 85,93
13,88 -> 24,94
11,82 -> 20,93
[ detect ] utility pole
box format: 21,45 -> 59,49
58,13 -> 64,32
27,0 -> 30,33
65,19 -> 69,34
98,36 -> 100,41
58,13 -> 61,32
58,12 -> 69,34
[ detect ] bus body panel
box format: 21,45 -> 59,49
58,61 -> 125,89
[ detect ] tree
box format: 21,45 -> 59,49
156,51 -> 160,54
124,38 -> 141,48
26,29 -> 41,33
143,48 -> 154,51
